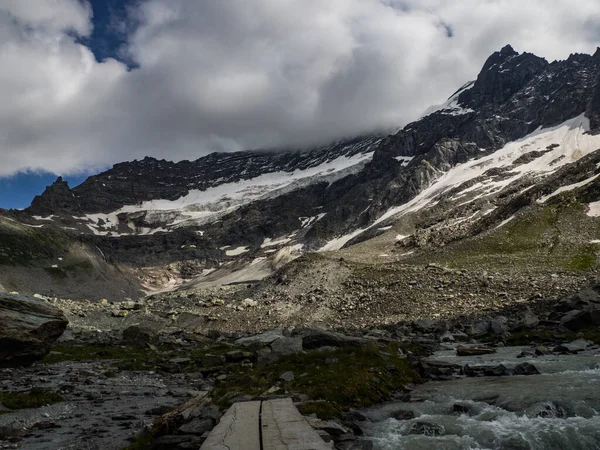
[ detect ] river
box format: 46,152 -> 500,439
362,343 -> 600,450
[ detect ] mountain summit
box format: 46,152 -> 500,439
5,45 -> 600,299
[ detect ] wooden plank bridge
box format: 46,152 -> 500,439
200,398 -> 331,450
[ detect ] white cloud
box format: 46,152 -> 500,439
0,0 -> 92,34
1,0 -> 600,176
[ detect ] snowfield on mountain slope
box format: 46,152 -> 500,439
81,150 -> 376,235
320,113 -> 600,251
420,81 -> 476,118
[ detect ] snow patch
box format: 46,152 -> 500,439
376,114 -> 600,226
538,174 -> 600,203
421,81 -> 475,118
587,201 -> 600,217
393,156 -> 414,165
225,246 -> 249,256
324,114 -> 600,250
495,215 -> 516,230
78,151 -> 374,234
32,215 -> 55,221
318,228 -> 365,252
261,237 -> 292,248
299,213 -> 326,228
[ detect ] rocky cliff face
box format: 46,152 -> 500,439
12,45 -> 600,296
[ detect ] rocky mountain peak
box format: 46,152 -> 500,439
499,44 -> 517,56
28,176 -> 81,216
458,45 -> 549,109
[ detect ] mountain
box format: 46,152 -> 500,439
5,44 -> 600,300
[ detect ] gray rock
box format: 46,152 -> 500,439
463,364 -> 509,377
561,309 -> 600,331
316,429 -> 332,442
234,330 -> 283,348
521,308 -> 539,328
453,403 -> 471,414
439,331 -> 455,342
170,358 -> 192,365
468,321 -> 491,336
120,301 -> 138,310
562,339 -> 593,353
305,417 -> 353,442
199,405 -> 222,425
490,316 -> 509,335
122,325 -> 157,347
279,371 -> 295,382
177,418 -> 214,436
418,360 -> 462,380
534,345 -> 551,356
270,337 -> 303,355
391,410 -> 415,420
0,293 -> 68,367
513,362 -> 540,376
300,329 -> 372,350
201,354 -> 226,367
257,347 -> 280,366
413,319 -> 446,334
536,402 -> 568,419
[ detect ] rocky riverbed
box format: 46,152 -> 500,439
0,282 -> 599,449
18,260 -> 596,343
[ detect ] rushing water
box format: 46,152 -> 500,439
362,344 -> 600,450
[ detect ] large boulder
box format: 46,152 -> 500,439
463,364 -> 509,377
560,308 -> 600,331
513,362 -> 540,376
0,293 -> 68,367
270,336 -> 303,356
299,329 -> 373,350
122,324 -> 158,347
418,360 -> 462,381
234,330 -> 284,349
490,316 -> 509,336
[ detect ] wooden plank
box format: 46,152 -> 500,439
261,398 -> 331,450
200,401 -> 261,450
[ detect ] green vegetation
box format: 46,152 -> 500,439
121,431 -> 153,450
458,207 -> 560,257
296,401 -> 341,420
423,202 -> 600,272
0,388 -> 64,411
565,245 -> 598,271
212,345 -> 421,417
0,226 -> 66,266
43,343 -> 240,372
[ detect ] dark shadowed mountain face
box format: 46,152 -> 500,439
7,45 -> 600,298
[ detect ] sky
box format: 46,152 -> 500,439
2,0 -> 600,209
